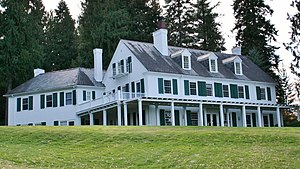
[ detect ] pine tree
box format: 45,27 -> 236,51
233,0 -> 283,103
44,0 -> 77,71
285,0 -> 300,77
192,0 -> 225,51
125,0 -> 162,42
78,0 -> 133,69
164,0 -> 194,47
233,0 -> 279,74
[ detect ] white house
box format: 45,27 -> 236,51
4,24 -> 286,127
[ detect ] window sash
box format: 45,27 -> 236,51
260,88 -> 266,100
206,84 -> 213,96
164,80 -> 172,94
223,85 -> 229,97
22,98 -> 29,110
66,92 -> 72,105
210,59 -> 216,72
235,62 -> 241,74
46,95 -> 52,107
238,86 -> 244,98
183,56 -> 189,69
190,82 -> 197,95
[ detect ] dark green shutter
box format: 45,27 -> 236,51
60,92 -> 64,106
245,85 -> 250,99
172,79 -> 178,95
141,79 -> 145,93
256,87 -> 261,100
252,113 -> 256,127
214,82 -> 223,97
17,98 -> 21,112
92,91 -> 96,100
29,96 -> 33,110
72,90 -> 76,105
230,84 -> 238,98
83,91 -> 86,101
267,87 -> 271,101
40,95 -> 45,109
158,78 -> 164,94
198,81 -> 207,96
175,110 -> 180,126
184,80 -> 190,95
53,93 -> 58,107
187,110 -> 192,126
160,110 -> 165,126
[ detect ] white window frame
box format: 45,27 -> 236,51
235,61 -> 243,75
238,86 -> 244,98
223,85 -> 229,97
260,88 -> 266,100
206,84 -> 213,96
86,91 -> 91,101
22,98 -> 29,110
46,95 -> 52,107
66,92 -> 72,105
182,55 -> 191,70
190,82 -> 197,95
209,59 -> 218,73
164,80 -> 172,94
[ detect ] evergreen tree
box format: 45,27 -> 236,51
44,0 -> 77,71
192,0 -> 225,51
125,0 -> 161,42
0,0 -> 46,125
164,0 -> 194,47
233,0 -> 279,74
78,0 -> 132,69
285,0 -> 300,76
233,0 -> 283,103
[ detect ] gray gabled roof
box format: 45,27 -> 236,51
122,40 -> 275,83
6,68 -> 104,95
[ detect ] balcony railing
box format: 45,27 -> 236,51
77,91 -> 145,113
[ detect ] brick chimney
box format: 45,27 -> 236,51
153,19 -> 169,56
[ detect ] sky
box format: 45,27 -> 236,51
43,0 -> 296,74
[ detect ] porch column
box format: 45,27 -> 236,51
199,103 -> 204,126
276,106 -> 281,127
124,102 -> 128,126
183,106 -> 187,126
103,109 -> 107,126
204,110 -> 207,126
155,104 -> 160,126
171,101 -> 175,126
226,110 -> 230,127
117,103 -> 122,126
242,105 -> 247,127
257,106 -> 262,127
138,99 -> 143,126
220,104 -> 224,127
89,113 -> 94,126
76,116 -> 81,126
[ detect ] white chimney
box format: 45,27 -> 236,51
93,48 -> 103,82
34,68 -> 45,77
232,46 -> 241,55
153,20 -> 169,56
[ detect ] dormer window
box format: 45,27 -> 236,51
222,56 -> 243,75
209,59 -> 217,72
171,49 -> 192,70
197,52 -> 218,73
235,62 -> 242,75
183,55 -> 191,70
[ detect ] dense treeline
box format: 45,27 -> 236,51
0,0 -> 297,125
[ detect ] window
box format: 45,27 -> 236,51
22,98 -> 28,110
183,56 -> 190,69
235,62 -> 242,75
126,56 -> 132,73
238,86 -> 244,98
69,121 -> 75,126
54,121 -> 59,126
112,63 -> 116,76
86,92 -> 91,101
210,59 -> 217,72
223,85 -> 229,97
206,84 -> 213,96
66,92 -> 72,105
41,122 -> 46,126
164,80 -> 171,94
164,110 -> 172,126
136,82 -> 141,93
120,60 -> 124,73
190,82 -> 197,95
260,88 -> 266,100
46,95 -> 52,107
60,121 -> 68,126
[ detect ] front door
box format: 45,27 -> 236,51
232,112 -> 237,127
263,115 -> 269,127
206,113 -> 218,126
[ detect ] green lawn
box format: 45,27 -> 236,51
0,127 -> 299,168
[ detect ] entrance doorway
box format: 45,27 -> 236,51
206,113 -> 218,126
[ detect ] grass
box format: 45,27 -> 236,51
0,126 -> 299,168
